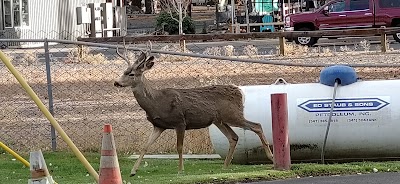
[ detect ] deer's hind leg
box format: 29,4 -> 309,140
244,120 -> 274,162
131,126 -> 165,176
214,122 -> 239,168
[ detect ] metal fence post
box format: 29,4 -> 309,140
380,26 -> 387,53
44,38 -> 57,151
279,30 -> 286,56
245,0 -> 250,33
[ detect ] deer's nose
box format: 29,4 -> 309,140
114,81 -> 123,87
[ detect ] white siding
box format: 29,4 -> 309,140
12,0 -> 105,46
58,0 -> 106,40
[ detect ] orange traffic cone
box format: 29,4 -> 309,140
99,124 -> 122,184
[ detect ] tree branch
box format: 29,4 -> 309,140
159,0 -> 191,24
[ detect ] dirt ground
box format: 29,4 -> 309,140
2,49 -> 400,155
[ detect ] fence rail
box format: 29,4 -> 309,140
77,27 -> 400,55
77,27 -> 400,43
1,38 -> 399,67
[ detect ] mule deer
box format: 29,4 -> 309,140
113,43 -> 274,176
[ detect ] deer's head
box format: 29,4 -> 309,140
114,41 -> 155,88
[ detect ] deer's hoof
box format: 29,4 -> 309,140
130,173 -> 136,177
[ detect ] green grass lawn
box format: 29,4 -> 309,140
2,151 -> 400,184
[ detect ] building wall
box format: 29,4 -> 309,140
11,0 -> 60,47
58,0 -> 106,40
2,0 -> 107,47
30,0 -> 60,39
15,0 -> 104,45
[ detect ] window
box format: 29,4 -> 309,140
2,0 -> 29,28
379,0 -> 400,8
21,0 -> 28,26
329,1 -> 345,12
3,0 -> 12,27
350,0 -> 369,11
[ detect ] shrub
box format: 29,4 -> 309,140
155,11 -> 196,35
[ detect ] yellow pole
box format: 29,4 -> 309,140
0,141 -> 30,167
0,51 -> 99,182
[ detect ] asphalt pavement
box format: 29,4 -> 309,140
245,172 -> 400,184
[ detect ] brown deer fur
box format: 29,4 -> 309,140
114,50 -> 274,176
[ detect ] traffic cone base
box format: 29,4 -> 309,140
28,150 -> 55,184
99,168 -> 122,181
28,176 -> 54,184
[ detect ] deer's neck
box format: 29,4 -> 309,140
131,75 -> 160,108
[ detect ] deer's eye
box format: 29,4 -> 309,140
128,73 -> 135,76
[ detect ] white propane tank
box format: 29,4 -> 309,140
209,79 -> 400,164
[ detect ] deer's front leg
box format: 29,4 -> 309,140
131,126 -> 165,176
176,127 -> 186,174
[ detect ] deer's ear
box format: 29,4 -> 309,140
135,52 -> 147,64
143,56 -> 155,70
136,59 -> 155,71
136,55 -> 155,71
146,56 -> 155,62
145,61 -> 154,69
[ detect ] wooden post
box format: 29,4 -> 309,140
28,150 -> 55,184
180,39 -> 186,52
380,26 -> 387,53
271,93 -> 291,171
78,45 -> 84,61
279,30 -> 286,56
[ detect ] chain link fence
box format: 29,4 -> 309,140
1,33 -> 400,155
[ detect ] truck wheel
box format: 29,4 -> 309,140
394,24 -> 400,43
294,27 -> 318,46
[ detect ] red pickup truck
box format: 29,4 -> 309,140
284,0 -> 400,46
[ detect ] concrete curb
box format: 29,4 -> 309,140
128,154 -> 222,159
